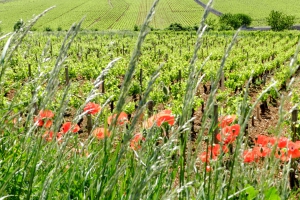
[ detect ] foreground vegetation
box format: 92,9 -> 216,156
1,1 -> 300,199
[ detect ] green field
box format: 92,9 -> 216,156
0,0 -> 205,32
202,0 -> 300,26
1,0 -> 300,32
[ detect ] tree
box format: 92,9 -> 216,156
167,23 -> 186,31
266,10 -> 295,31
219,13 -> 252,30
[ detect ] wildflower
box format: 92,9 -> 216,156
39,110 -> 54,118
217,124 -> 240,145
277,137 -> 289,148
34,109 -> 54,128
255,135 -> 270,147
219,115 -> 236,128
143,110 -> 175,129
42,131 -> 63,142
84,102 -> 101,115
243,150 -> 258,163
287,142 -> 300,158
61,122 -> 80,134
42,130 -> 54,141
92,127 -> 110,140
130,133 -> 145,150
275,148 -> 290,162
206,165 -> 212,172
212,144 -> 229,156
199,151 -> 217,163
107,112 -> 128,126
252,146 -> 271,157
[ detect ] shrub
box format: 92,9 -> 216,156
13,19 -> 24,31
57,26 -> 62,31
167,23 -> 186,31
219,13 -> 252,30
134,24 -> 139,31
266,10 -> 295,31
44,26 -> 52,32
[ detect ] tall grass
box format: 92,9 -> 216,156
0,0 -> 299,199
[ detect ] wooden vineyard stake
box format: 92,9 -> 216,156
139,68 -> 143,90
147,100 -> 154,117
262,74 -> 266,86
101,77 -> 105,93
213,104 -> 219,144
87,114 -> 93,135
220,71 -> 225,90
291,109 -> 298,141
50,42 -> 53,56
256,107 -> 261,121
28,64 -> 32,78
290,109 -> 299,189
110,101 -> 114,112
165,53 -> 168,61
178,70 -> 182,86
65,65 -> 69,85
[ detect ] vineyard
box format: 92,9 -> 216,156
2,0 -> 300,32
1,1 -> 300,199
0,0 -> 205,32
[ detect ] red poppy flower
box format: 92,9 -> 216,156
219,115 -> 236,128
252,146 -> 271,157
62,122 -> 80,134
42,131 -> 63,142
287,142 -> 300,158
212,144 -> 229,156
268,137 -> 277,145
206,165 -> 212,172
42,131 -> 54,141
143,110 -> 175,129
255,135 -> 270,147
217,124 -> 240,144
243,150 -> 258,163
92,127 -> 110,140
130,133 -> 145,150
199,151 -> 217,163
39,110 -> 54,119
295,141 -> 300,149
275,149 -> 290,162
107,112 -> 128,126
84,102 -> 101,115
277,137 -> 289,148
34,109 -> 54,128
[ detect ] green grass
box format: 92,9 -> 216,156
202,0 -> 300,26
0,0 -> 204,32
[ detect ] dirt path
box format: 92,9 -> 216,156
194,0 -> 223,17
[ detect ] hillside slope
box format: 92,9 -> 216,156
201,0 -> 300,26
0,0 -> 204,32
